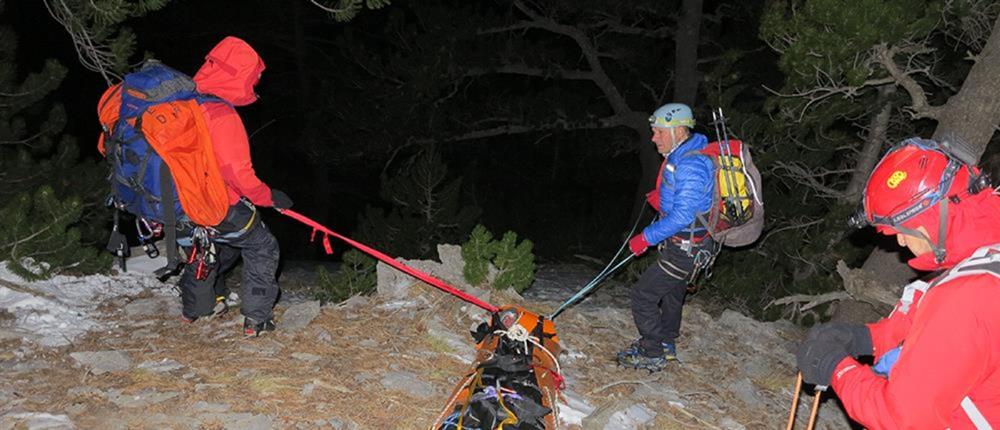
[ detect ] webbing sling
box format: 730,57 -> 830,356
280,209 -> 499,313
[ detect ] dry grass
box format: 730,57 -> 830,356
0,286 -> 471,427
2,279 -> 813,429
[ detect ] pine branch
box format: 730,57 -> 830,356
874,43 -> 943,120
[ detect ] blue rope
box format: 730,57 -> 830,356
549,205 -> 650,320
549,254 -> 634,319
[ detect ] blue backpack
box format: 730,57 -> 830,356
97,60 -> 230,278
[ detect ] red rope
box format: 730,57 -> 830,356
532,363 -> 565,391
279,209 -> 499,313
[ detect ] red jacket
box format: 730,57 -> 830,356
192,36 -> 274,207
830,192 -> 1000,429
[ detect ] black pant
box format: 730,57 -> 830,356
179,201 -> 280,322
629,240 -> 709,356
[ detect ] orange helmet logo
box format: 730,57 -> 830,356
887,170 -> 907,189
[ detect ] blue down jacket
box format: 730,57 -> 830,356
642,132 -> 715,245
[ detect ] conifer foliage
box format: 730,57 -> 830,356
314,249 -> 377,304
307,0 -> 392,22
0,19 -> 110,280
42,0 -> 172,82
0,187 -> 107,280
357,148 -> 481,260
461,225 -> 536,293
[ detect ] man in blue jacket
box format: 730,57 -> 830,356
618,103 -> 716,372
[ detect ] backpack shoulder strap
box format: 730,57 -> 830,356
154,164 -> 183,281
897,245 -> 1000,315
931,245 -> 1000,430
930,245 -> 1000,288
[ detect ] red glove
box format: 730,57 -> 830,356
629,234 -> 650,256
645,190 -> 660,211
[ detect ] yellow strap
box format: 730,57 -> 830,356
239,206 -> 257,233
496,384 -> 519,429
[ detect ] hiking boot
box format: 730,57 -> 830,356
616,340 -> 643,362
243,317 -> 275,337
616,340 -> 678,361
661,342 -> 678,362
617,344 -> 670,373
180,314 -> 198,324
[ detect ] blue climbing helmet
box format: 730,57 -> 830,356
649,103 -> 695,128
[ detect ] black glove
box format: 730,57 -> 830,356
811,322 -> 873,357
796,326 -> 851,386
270,189 -> 294,209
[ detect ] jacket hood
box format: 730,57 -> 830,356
193,36 -> 265,106
904,191 -> 1000,271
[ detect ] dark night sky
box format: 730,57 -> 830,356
6,1 -> 662,262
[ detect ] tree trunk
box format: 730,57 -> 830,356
857,16 -> 1000,290
672,0 -> 703,105
860,244 -> 920,286
931,14 -> 1000,161
843,86 -> 895,203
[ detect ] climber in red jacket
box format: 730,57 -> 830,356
179,36 -> 293,337
796,137 -> 1000,428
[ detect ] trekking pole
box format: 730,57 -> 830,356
279,209 -> 499,313
807,387 -> 826,430
785,372 -> 803,430
786,374 -> 825,430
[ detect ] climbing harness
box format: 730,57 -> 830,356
281,208 -> 499,313
786,372 -> 825,430
183,226 -> 217,281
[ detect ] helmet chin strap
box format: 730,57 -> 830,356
892,198 -> 949,264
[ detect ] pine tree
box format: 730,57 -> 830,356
357,148 -> 481,259
461,225 -> 494,286
0,18 -> 111,280
42,0 -> 173,82
308,0 -> 392,22
0,187 -> 109,280
460,225 -> 536,293
314,249 -> 377,303
490,231 -> 535,294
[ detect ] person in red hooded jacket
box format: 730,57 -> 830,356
796,137 -> 1000,428
178,36 -> 293,337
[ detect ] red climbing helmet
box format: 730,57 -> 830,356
855,137 -> 987,262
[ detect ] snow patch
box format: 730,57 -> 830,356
0,262 -> 171,347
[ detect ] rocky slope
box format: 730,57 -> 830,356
0,248 -> 855,429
